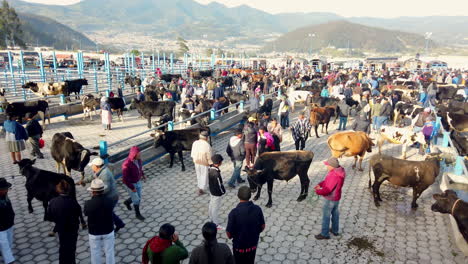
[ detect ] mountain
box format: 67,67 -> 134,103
263,20 -> 433,53
19,12 -> 96,50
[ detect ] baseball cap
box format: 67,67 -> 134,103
324,157 -> 340,168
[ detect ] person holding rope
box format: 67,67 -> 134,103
314,157 -> 346,240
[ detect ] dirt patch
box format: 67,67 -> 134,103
347,237 -> 385,257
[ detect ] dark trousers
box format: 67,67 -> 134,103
295,138 -> 306,150
280,113 -> 289,128
58,231 -> 78,264
245,143 -> 257,167
29,135 -> 43,157
234,249 -> 257,264
112,200 -> 125,229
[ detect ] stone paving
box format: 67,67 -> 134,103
1,106 -> 467,264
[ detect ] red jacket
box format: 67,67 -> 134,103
122,146 -> 144,189
315,167 -> 346,201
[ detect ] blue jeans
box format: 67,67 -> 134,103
372,116 -> 378,130
320,199 -> 340,237
376,116 -> 388,131
228,160 -> 243,186
112,200 -> 124,229
124,181 -> 142,206
338,117 -> 348,130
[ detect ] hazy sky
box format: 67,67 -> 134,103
22,0 -> 468,17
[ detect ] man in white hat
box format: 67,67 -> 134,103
84,179 -> 115,264
89,158 -> 125,233
191,130 -> 213,195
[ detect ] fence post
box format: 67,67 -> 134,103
152,53 -> 155,73
261,94 -> 265,105
60,94 -> 66,105
99,140 -> 108,164
278,88 -> 282,98
442,131 -> 450,147
170,53 -> 174,74
106,90 -> 110,97
210,108 -> 216,120
94,66 -> 99,93
168,121 -> 174,131
163,53 -> 166,72
454,156 -> 464,176
239,100 -> 244,112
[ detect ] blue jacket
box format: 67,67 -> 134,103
4,120 -> 28,140
214,86 -> 224,100
320,89 -> 329,98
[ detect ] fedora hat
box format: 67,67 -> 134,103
0,178 -> 12,190
87,178 -> 107,192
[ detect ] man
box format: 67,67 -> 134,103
207,78 -> 216,99
226,128 -> 246,188
412,107 -> 433,133
168,80 -> 178,102
249,94 -> 260,113
181,96 -> 195,112
84,179 -> 115,264
142,223 -> 188,264
226,186 -> 265,264
122,146 -> 146,221
25,112 -> 44,159
314,157 -> 346,240
0,178 -> 15,264
214,83 -> 225,100
48,180 -> 82,264
337,99 -> 350,131
136,90 -> 145,102
291,112 -> 311,150
191,131 -> 213,195
427,81 -> 438,107
377,98 -> 392,131
89,158 -> 125,232
243,117 -> 258,168
351,111 -> 371,134
189,222 -> 234,264
208,154 -> 226,229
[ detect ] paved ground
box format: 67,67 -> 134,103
1,105 -> 467,264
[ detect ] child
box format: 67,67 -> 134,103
208,154 -> 226,230
25,113 -> 44,159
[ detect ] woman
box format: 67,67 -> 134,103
101,97 -> 112,130
267,118 -> 283,151
189,222 -> 233,264
4,115 -> 28,164
257,126 -> 275,155
122,146 -> 146,221
278,98 -> 290,128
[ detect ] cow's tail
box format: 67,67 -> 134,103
368,159 -> 372,189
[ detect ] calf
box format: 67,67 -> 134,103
327,131 -> 374,171
17,159 -> 86,230
5,100 -> 50,128
378,126 -> 426,159
124,75 -> 142,93
369,154 -> 441,208
309,106 -> 335,138
150,127 -> 210,171
244,151 -> 314,208
64,78 -> 88,99
129,99 -> 176,128
107,97 -> 126,121
432,190 -> 468,242
81,94 -> 99,121
51,132 -> 98,184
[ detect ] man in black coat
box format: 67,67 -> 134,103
25,113 -> 44,159
0,178 -> 15,264
208,154 -> 226,229
226,129 -> 246,188
48,180 -> 83,264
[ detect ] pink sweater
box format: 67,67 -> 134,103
315,167 -> 346,201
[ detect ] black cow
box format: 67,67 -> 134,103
107,97 -> 126,121
436,86 -> 462,101
125,75 -> 142,93
191,70 -> 213,80
151,127 -> 210,171
178,109 -> 209,127
219,77 -> 234,88
144,89 -> 159,102
244,151 -> 314,207
129,99 -> 176,128
160,74 -> 182,83
224,91 -> 248,106
17,158 -> 86,230
5,100 -> 50,128
432,190 -> 468,242
451,131 -> 468,156
440,112 -> 468,132
64,79 -> 88,99
51,132 -> 98,185
257,98 -> 273,116
393,102 -> 423,126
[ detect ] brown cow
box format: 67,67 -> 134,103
309,106 -> 335,138
431,190 -> 468,242
369,153 -> 441,209
327,131 -> 374,171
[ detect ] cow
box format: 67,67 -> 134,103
129,99 -> 176,128
124,75 -> 142,93
5,100 -> 50,128
437,85 -> 462,101
369,153 -> 441,208
431,190 -> 468,242
50,132 -> 98,185
0,88 -> 7,109
243,151 -> 314,208
309,106 -> 335,138
288,90 -> 312,108
443,112 -> 468,132
257,98 -> 273,116
17,158 -> 87,233
160,74 -> 182,83
191,70 -> 213,80
224,91 -> 248,105
22,81 -> 66,97
81,94 -> 100,121
107,97 -> 126,121
451,131 -> 468,156
64,79 -> 88,99
178,108 -> 209,127
150,127 -> 210,171
377,126 -> 426,159
393,102 -> 423,126
327,131 -> 374,171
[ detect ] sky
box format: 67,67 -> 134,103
22,0 -> 468,18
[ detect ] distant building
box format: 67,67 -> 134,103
365,57 -> 400,71
403,58 -> 427,70
427,60 -> 448,70
343,60 -> 364,70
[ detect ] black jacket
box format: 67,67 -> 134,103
48,195 -> 82,233
0,196 -> 14,231
26,119 -> 43,137
379,103 -> 392,117
208,166 -> 226,197
226,136 -> 245,161
84,194 -> 114,235
189,240 -> 234,264
243,122 -> 257,144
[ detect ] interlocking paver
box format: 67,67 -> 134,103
1,105 -> 468,264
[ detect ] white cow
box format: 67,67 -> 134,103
378,126 -> 426,159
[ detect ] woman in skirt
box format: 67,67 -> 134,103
3,115 -> 28,164
101,97 -> 112,130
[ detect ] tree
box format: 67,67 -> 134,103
0,0 -> 25,48
129,49 -> 140,56
176,37 -> 189,57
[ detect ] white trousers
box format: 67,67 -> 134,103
89,231 -> 115,264
195,164 -> 209,190
209,195 -> 223,225
0,226 -> 14,264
